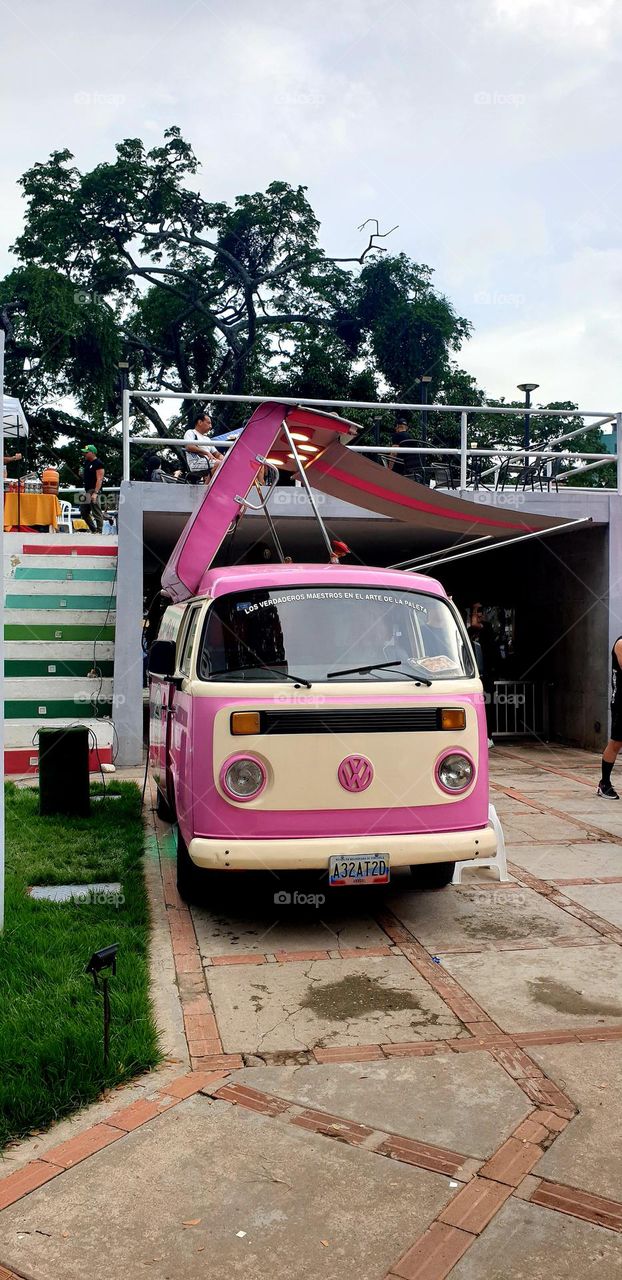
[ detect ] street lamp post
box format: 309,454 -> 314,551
517,382 -> 539,465
419,375 -> 432,445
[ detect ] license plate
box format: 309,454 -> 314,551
329,855 -> 390,886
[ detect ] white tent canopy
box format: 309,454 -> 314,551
2,396 -> 28,438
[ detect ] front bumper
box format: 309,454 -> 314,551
188,825 -> 497,871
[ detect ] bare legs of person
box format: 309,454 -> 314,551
598,739 -> 622,799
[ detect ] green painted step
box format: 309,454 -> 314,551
4,659 -> 115,678
4,624 -> 115,641
13,567 -> 116,581
5,594 -> 116,610
5,699 -> 113,719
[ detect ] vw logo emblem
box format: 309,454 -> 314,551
338,754 -> 374,793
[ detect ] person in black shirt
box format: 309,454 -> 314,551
468,602 -> 499,747
80,445 -> 105,533
388,417 -> 423,480
598,636 -> 622,799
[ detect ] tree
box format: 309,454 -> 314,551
2,129 -> 472,474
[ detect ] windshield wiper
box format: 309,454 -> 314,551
210,664 -> 312,688
327,660 -> 432,685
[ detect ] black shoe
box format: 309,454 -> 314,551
597,782 -> 619,800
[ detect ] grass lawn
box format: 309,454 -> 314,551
0,782 -> 160,1150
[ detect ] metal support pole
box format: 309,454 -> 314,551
263,502 -> 286,563
616,413 -> 622,495
523,388 -> 531,463
122,389 -> 131,482
280,418 -> 334,560
414,517 -> 591,572
0,328 -> 5,930
102,976 -> 110,1065
389,535 -> 492,571
460,411 -> 468,489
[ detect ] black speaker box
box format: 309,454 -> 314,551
38,726 -> 91,817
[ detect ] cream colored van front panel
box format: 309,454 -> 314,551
189,825 -> 497,870
210,698 -> 479,811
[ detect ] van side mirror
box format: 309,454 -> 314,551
148,639 -> 177,678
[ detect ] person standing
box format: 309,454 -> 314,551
388,417 -> 423,480
79,445 -> 105,533
468,602 -> 498,747
598,635 -> 622,799
183,411 -> 224,483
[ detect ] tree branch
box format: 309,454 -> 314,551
329,219 -> 399,264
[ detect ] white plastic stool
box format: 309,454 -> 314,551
452,803 -> 510,884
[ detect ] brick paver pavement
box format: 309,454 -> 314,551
1,745 -> 621,1279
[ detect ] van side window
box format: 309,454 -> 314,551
178,607 -> 201,677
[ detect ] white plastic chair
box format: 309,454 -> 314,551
452,803 -> 510,884
57,500 -> 74,534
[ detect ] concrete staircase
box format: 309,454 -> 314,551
4,532 -> 118,775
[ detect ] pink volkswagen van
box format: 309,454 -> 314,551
148,402 -> 497,898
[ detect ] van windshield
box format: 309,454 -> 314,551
198,587 -> 475,682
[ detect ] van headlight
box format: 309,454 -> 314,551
221,755 -> 266,801
437,752 -> 474,793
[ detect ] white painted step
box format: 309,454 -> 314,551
5,579 -> 117,597
4,641 -> 115,661
3,532 -> 118,553
4,610 -> 116,627
4,554 -> 118,572
6,677 -> 114,700
5,718 -> 116,749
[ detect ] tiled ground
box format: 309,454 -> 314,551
1,744 -> 621,1279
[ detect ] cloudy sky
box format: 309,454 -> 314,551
2,0 -> 621,408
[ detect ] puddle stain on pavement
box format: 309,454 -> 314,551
300,973 -> 439,1025
460,914 -> 562,942
528,977 -> 622,1018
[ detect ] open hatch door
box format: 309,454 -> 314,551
161,398 -> 585,602
160,401 -> 358,601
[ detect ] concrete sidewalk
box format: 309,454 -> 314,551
1,744 -> 621,1279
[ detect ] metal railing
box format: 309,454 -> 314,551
119,390 -> 622,493
492,681 -> 550,738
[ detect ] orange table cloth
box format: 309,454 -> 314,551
4,493 -> 62,531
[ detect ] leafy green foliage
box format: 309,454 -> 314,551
0,782 -> 159,1148
2,128 -> 473,472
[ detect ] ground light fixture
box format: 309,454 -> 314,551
85,943 -> 119,1065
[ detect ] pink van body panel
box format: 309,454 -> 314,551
197,561 -> 448,601
171,689 -> 489,850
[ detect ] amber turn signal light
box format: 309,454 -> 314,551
441,708 -> 466,730
231,711 -> 261,735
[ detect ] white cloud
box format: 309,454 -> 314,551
0,0 -> 621,411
